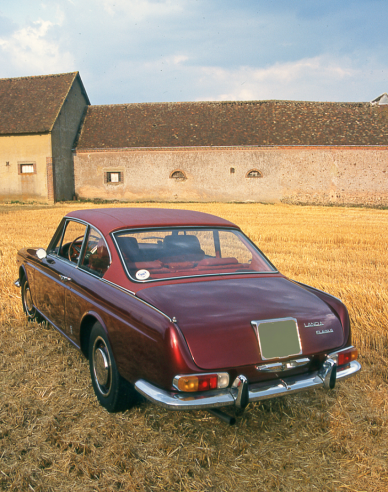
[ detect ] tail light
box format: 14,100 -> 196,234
330,347 -> 358,366
173,373 -> 229,392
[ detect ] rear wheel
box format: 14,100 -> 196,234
88,322 -> 136,412
21,277 -> 43,323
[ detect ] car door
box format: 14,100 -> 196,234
64,227 -> 111,344
34,219 -> 88,333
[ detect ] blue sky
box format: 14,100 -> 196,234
0,0 -> 387,104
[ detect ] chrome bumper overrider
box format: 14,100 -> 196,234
134,359 -> 361,411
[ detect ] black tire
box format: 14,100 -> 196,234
21,276 -> 43,323
88,322 -> 136,412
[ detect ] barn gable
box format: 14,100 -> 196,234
0,72 -> 90,202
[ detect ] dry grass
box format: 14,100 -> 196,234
1,202 -> 388,492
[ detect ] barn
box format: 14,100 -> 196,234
0,70 -> 387,205
0,72 -> 89,202
74,97 -> 388,205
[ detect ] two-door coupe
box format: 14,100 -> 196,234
15,208 -> 360,421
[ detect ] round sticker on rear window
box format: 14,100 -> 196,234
136,269 -> 150,280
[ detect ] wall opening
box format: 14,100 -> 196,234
105,171 -> 123,184
18,162 -> 36,174
170,170 -> 187,181
246,169 -> 263,178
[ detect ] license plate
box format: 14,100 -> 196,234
252,317 -> 302,360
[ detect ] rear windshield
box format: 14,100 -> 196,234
113,227 -> 276,282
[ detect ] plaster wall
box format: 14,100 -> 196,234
0,133 -> 52,201
74,146 -> 388,205
51,78 -> 89,201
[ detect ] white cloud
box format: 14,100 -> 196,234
196,56 -> 360,101
0,19 -> 74,75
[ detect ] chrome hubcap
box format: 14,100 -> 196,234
93,337 -> 112,396
23,283 -> 34,316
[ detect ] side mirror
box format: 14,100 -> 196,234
36,248 -> 47,260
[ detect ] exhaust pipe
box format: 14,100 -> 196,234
208,408 -> 236,425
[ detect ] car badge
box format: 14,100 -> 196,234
316,329 -> 334,335
304,321 -> 324,328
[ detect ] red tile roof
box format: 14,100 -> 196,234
76,100 -> 388,149
0,72 -> 89,135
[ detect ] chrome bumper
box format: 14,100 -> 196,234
14,278 -> 21,288
134,360 -> 361,411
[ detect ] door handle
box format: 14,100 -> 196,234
59,275 -> 72,283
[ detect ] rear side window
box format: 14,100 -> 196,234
79,228 -> 110,278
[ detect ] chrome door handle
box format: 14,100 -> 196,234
59,275 -> 72,283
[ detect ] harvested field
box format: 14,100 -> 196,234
0,202 -> 387,492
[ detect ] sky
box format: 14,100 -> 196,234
0,0 -> 387,105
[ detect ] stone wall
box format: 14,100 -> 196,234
73,146 -> 388,205
0,133 -> 52,202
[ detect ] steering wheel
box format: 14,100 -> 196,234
68,235 -> 85,262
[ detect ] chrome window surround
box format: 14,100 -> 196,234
111,226 -> 278,284
47,218 -> 112,269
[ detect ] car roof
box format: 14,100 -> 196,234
66,208 -> 238,235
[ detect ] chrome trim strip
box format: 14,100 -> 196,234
100,278 -> 135,295
135,380 -> 235,410
48,218 -> 112,268
35,309 -> 81,351
134,360 -> 361,410
256,357 -> 310,372
100,278 -> 172,322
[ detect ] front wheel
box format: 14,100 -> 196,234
21,277 -> 43,323
88,322 -> 136,412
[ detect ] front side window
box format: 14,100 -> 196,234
113,227 -> 276,282
49,220 -> 87,263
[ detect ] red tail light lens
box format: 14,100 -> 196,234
337,347 -> 358,366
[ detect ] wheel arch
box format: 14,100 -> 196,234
79,311 -> 108,359
19,265 -> 28,283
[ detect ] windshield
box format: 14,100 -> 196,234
113,227 -> 276,282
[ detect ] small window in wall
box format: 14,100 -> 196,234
230,167 -> 235,174
170,170 -> 187,181
105,171 -> 123,184
246,169 -> 263,178
18,163 -> 36,174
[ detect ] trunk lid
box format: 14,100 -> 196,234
136,276 -> 344,370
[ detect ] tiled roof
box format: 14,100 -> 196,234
76,100 -> 388,149
0,72 -> 88,135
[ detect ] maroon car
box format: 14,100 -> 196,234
15,208 -> 360,423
